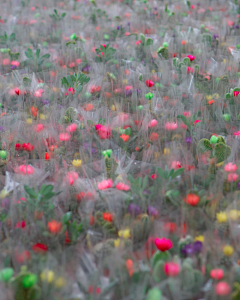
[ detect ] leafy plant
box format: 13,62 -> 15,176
49,9 -> 66,21
61,72 -> 90,93
24,48 -> 50,72
95,44 -> 116,63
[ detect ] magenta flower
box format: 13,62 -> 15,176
98,179 -> 113,190
66,171 -> 78,185
116,182 -> 130,191
165,122 -> 178,131
228,173 -> 239,182
164,262 -> 180,277
148,119 -> 158,128
155,237 -> 173,251
66,123 -> 77,133
224,162 -> 237,172
187,55 -> 195,61
97,125 -> 112,139
59,132 -> 71,141
193,120 -> 201,126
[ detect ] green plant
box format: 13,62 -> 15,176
49,9 -> 66,21
0,32 -> 16,46
95,44 -> 116,63
61,72 -> 90,93
24,48 -> 50,72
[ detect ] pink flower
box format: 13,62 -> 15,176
224,163 -> 237,172
193,120 -> 201,126
17,197 -> 27,204
228,173 -> 239,182
234,131 -> 240,136
68,87 -> 75,94
16,165 -> 34,175
98,179 -> 113,190
165,122 -> 178,131
34,124 -> 44,132
11,61 -> 20,67
148,119 -> 158,128
116,182 -> 130,191
135,40 -> 141,45
95,124 -> 102,130
66,123 -> 77,132
33,89 -> 43,97
15,220 -> 26,228
151,174 -> 157,180
155,237 -> 173,252
164,262 -> 180,277
171,161 -> 181,170
66,171 -> 78,185
125,85 -> 133,91
181,123 -> 188,129
3,58 -> 10,65
233,91 -> 239,97
98,125 -> 112,139
183,111 -> 191,117
146,79 -> 155,87
76,58 -> 81,64
187,66 -> 194,73
59,132 -> 71,141
187,55 -> 195,61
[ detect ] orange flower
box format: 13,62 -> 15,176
84,103 -> 94,111
120,134 -> 129,142
208,100 -> 214,105
102,212 -> 113,222
48,220 -> 62,234
185,194 -> 200,206
150,132 -> 158,142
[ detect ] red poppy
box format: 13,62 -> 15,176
32,243 -> 48,253
22,143 -> 34,152
185,194 -> 200,206
102,212 -> 113,222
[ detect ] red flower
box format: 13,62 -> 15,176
150,132 -> 158,142
145,79 -> 155,87
22,143 -> 34,152
16,250 -> 31,263
32,243 -> 48,253
164,222 -> 177,233
88,286 -> 101,294
233,91 -> 239,97
48,220 -> 62,234
15,143 -> 22,151
185,194 -> 200,206
102,212 -> 113,222
15,220 -> 26,228
154,237 -> 173,252
65,231 -> 71,244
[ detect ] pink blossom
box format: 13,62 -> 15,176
181,123 -> 188,129
187,66 -> 194,73
148,119 -> 158,128
233,131 -> 240,136
66,123 -> 77,132
171,161 -> 181,170
16,165 -> 34,175
33,89 -> 43,97
97,179 -> 113,190
151,174 -> 157,180
95,124 -> 102,130
187,55 -> 195,61
228,173 -> 239,182
155,237 -> 173,251
164,262 -> 180,277
224,163 -> 237,172
125,85 -> 133,91
59,132 -> 71,141
76,58 -> 81,64
66,171 -> 78,185
193,120 -> 201,126
165,122 -> 178,131
3,59 -> 10,65
116,182 -> 130,191
68,87 -> 75,94
233,91 -> 239,97
183,111 -> 191,117
98,125 -> 112,139
135,40 -> 141,45
34,124 -> 44,132
11,61 -> 20,67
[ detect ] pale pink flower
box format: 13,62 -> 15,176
228,173 -> 239,182
125,85 -> 133,91
97,179 -> 113,190
148,119 -> 158,128
183,111 -> 191,117
16,165 -> 34,175
34,124 -> 44,132
11,61 -> 20,67
66,123 -> 77,132
135,40 -> 141,45
181,123 -> 188,129
165,122 -> 178,131
59,132 -> 71,141
171,161 -> 181,170
33,89 -> 43,97
98,125 -> 112,139
224,162 -> 237,172
116,182 -> 130,191
66,171 -> 78,185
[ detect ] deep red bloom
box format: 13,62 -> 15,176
32,243 -> 48,253
22,143 -> 34,152
15,143 -> 22,151
102,212 -> 113,222
15,220 -> 26,228
65,231 -> 71,244
155,238 -> 173,251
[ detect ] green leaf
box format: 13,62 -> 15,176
183,57 -> 190,66
24,185 -> 37,199
41,185 -> 54,196
42,192 -> 55,200
41,54 -> 50,59
25,48 -> 33,58
142,175 -> 148,190
90,0 -> 97,6
157,167 -> 168,180
70,75 -> 77,82
66,41 -> 76,47
67,75 -> 74,87
145,38 -> 153,46
138,177 -> 143,188
147,287 -> 162,300
125,127 -> 132,136
151,250 -> 171,267
87,120 -> 94,127
9,33 -> 15,40
171,168 -> 184,179
77,85 -> 83,93
61,13 -> 66,18
226,93 -> 231,99
169,168 -> 174,178
62,212 -> 72,224
140,33 -> 145,45
36,49 -> 40,58
177,115 -> 191,129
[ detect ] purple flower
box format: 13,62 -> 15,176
181,244 -> 194,256
213,35 -> 219,39
42,100 -> 50,105
1,198 -> 9,210
128,203 -> 141,216
142,190 -> 151,195
0,127 -> 4,131
82,65 -> 90,72
154,7 -> 157,10
193,241 -> 203,253
185,137 -> 192,144
127,22 -> 130,26
125,90 -> 132,97
136,89 -> 142,96
11,65 -> 17,70
147,206 -> 158,217
117,26 -> 121,30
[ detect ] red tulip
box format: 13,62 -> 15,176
32,243 -> 48,253
146,79 -> 155,87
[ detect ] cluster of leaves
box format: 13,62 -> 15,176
49,9 -> 66,21
91,8 -> 109,24
0,32 -> 16,46
61,72 -> 90,93
129,33 -> 153,46
62,211 -> 83,244
95,44 -> 116,63
24,48 -> 51,71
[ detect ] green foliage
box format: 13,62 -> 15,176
131,214 -> 152,244
147,287 -> 162,300
95,44 -> 116,63
157,47 -> 168,60
153,260 -> 167,282
64,107 -> 78,123
151,251 -> 171,267
24,48 -> 50,71
49,9 -> 66,21
61,72 -> 90,93
157,166 -> 184,180
105,156 -> 118,178
0,32 -> 16,45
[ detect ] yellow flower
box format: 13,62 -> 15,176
72,159 -> 82,168
40,114 -> 46,120
114,239 -> 120,248
122,79 -> 128,84
54,277 -> 66,288
238,211 -> 240,217
40,270 -> 55,283
164,148 -> 171,155
151,70 -> 155,73
118,229 -> 131,239
213,93 -> 219,99
206,95 -> 212,101
111,105 -> 115,111
228,210 -> 238,221
216,212 -> 227,223
195,235 -> 204,243
26,118 -> 33,124
223,245 -> 234,256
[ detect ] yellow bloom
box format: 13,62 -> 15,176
54,277 -> 66,288
26,118 -> 33,124
216,212 -> 227,223
111,105 -> 115,111
151,70 -> 155,73
114,239 -> 120,248
206,95 -> 212,101
195,235 -> 204,243
40,270 -> 55,283
118,229 -> 131,239
164,148 -> 171,155
223,245 -> 234,257
40,114 -> 46,120
228,210 -> 238,221
122,79 -> 128,84
72,159 -> 82,168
